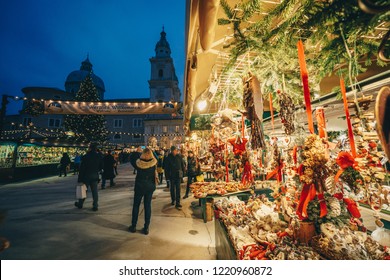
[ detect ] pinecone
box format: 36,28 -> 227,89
327,197 -> 341,218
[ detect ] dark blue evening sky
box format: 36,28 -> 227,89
0,0 -> 185,115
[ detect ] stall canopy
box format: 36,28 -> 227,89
183,0 -> 389,135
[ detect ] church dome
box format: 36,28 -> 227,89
65,56 -> 105,99
155,27 -> 171,58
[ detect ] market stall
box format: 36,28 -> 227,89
0,141 -> 87,180
183,0 -> 390,260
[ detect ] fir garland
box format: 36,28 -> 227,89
218,0 -> 389,104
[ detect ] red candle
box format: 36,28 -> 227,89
297,40 -> 314,134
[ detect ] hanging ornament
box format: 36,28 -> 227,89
228,134 -> 248,156
242,72 -> 266,149
278,91 -> 295,135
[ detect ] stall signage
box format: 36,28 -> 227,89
44,101 -> 179,115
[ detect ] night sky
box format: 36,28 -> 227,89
0,0 -> 185,115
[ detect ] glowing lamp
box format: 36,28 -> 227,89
197,100 -> 207,111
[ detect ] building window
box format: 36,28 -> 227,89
175,126 -> 180,133
150,126 -> 155,134
113,119 -> 123,128
113,134 -> 121,140
158,69 -> 163,78
23,117 -> 32,127
133,119 -> 143,128
48,118 -> 61,128
133,134 -> 141,139
162,125 -> 168,133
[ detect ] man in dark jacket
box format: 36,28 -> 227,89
101,150 -> 116,189
163,149 -> 171,188
164,146 -> 186,209
59,152 -> 71,177
75,143 -> 103,211
183,150 -> 198,199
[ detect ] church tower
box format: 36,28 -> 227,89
149,27 -> 181,102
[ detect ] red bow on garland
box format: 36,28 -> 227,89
333,151 -> 361,218
334,151 -> 359,182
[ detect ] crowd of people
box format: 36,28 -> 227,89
69,143 -> 201,236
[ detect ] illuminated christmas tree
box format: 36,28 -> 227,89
64,74 -> 108,143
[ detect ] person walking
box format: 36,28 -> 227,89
73,153 -> 81,175
59,152 -> 71,177
183,150 -> 198,199
165,146 -> 186,209
113,152 -> 119,175
163,149 -> 170,188
101,150 -> 116,189
156,150 -> 164,184
128,147 -> 157,235
75,143 -> 103,211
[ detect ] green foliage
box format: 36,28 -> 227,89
218,0 -> 389,106
327,130 -> 347,142
340,166 -> 364,193
193,115 -> 212,130
64,74 -> 108,143
307,195 -> 350,231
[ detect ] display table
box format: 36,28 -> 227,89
198,188 -> 274,223
199,190 -> 252,223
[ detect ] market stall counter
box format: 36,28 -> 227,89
0,141 -> 87,181
213,193 -> 390,260
191,180 -> 275,223
190,181 -> 253,223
